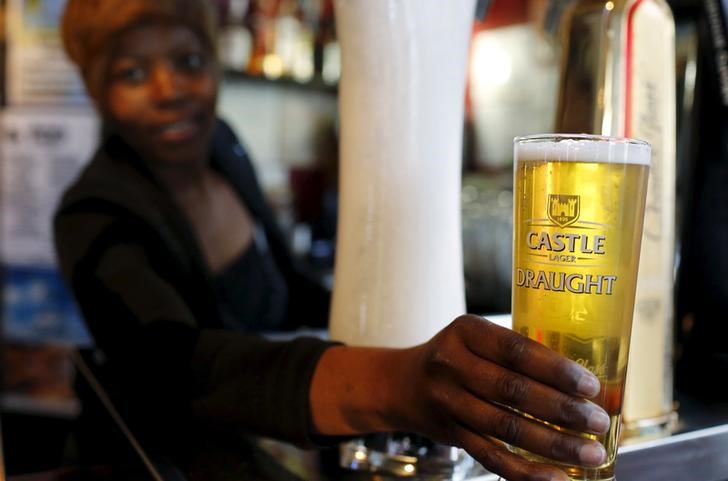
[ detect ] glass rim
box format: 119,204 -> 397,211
514,133 -> 650,148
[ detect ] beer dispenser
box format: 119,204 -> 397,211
328,0 -> 479,477
553,0 -> 678,440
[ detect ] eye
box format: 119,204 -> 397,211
110,63 -> 147,84
122,66 -> 146,82
176,52 -> 205,72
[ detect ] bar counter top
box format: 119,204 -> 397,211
6,395 -> 728,481
613,394 -> 728,481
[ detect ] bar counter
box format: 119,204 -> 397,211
613,394 -> 728,481
6,395 -> 728,481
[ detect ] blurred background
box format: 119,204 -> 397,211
0,0 -> 716,477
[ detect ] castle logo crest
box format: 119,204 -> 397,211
547,194 -> 580,228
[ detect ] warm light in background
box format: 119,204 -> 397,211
263,54 -> 284,79
471,32 -> 513,87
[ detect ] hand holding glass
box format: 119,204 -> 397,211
511,134 -> 651,480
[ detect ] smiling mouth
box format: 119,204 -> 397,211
158,119 -> 199,142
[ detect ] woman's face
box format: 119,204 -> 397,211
101,23 -> 218,167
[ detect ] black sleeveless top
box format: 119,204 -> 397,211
212,223 -> 289,332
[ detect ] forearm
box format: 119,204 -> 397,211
192,331 -> 335,446
309,344 -> 413,436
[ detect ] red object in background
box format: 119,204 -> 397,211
289,166 -> 325,224
477,0 -> 529,30
465,0 -> 530,119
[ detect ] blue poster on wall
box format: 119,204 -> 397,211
2,264 -> 91,346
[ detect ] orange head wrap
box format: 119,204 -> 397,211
61,0 -> 217,103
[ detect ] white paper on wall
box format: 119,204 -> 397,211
0,108 -> 99,266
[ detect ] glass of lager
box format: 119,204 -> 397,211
511,134 -> 650,480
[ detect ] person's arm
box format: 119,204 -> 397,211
54,210 -> 336,447
56,207 -> 609,479
310,315 -> 609,481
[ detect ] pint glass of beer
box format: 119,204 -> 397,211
511,134 -> 650,480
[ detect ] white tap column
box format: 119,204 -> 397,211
330,0 -> 474,348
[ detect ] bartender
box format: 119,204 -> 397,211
55,1 -> 610,480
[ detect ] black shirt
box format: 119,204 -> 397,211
213,223 -> 289,332
53,120 -> 335,477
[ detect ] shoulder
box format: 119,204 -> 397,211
210,118 -> 257,173
57,136 -> 160,217
53,136 -> 176,280
212,117 -> 239,146
54,134 -> 175,256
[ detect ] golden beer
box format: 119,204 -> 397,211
511,135 -> 650,480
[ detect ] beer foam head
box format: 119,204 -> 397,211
514,134 -> 651,166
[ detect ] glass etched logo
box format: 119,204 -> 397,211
547,194 -> 580,227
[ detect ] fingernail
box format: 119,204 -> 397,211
579,442 -> 606,466
587,409 -> 611,433
534,472 -> 569,481
576,372 -> 600,397
543,471 -> 570,481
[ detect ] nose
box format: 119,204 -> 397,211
149,61 -> 183,104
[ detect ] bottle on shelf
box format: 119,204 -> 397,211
246,0 -> 280,77
554,0 -> 677,442
218,0 -> 254,72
